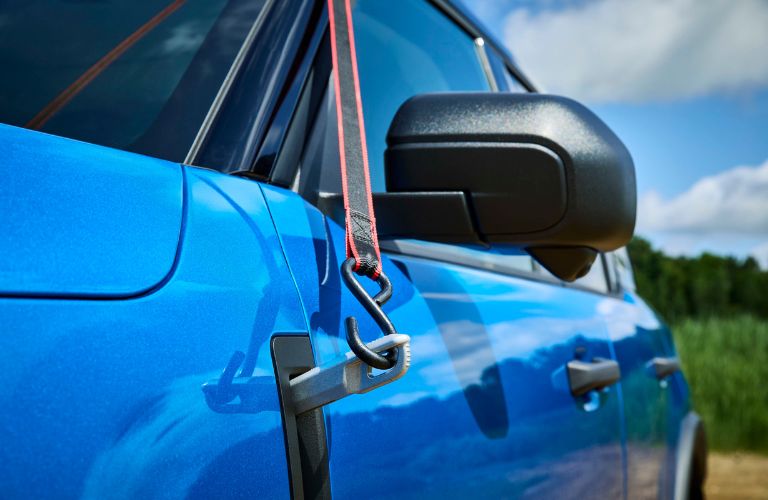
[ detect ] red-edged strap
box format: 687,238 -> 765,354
327,0 -> 381,279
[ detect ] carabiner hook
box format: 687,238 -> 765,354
341,258 -> 399,370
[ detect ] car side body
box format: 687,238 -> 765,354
0,0 -> 705,499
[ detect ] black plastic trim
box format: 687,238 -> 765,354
317,191 -> 481,243
386,140 -> 569,237
271,335 -> 332,500
192,0 -> 319,173
385,93 -> 637,256
254,4 -> 329,183
184,0 -> 276,165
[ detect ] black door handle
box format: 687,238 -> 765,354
567,358 -> 621,397
649,357 -> 680,380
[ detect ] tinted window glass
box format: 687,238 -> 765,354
533,253 -> 610,293
353,0 -> 491,190
0,0 -> 267,162
612,248 -> 637,292
464,245 -> 537,273
486,50 -> 528,93
573,256 -> 610,293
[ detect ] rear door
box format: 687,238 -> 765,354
263,0 -> 626,497
603,250 -> 689,498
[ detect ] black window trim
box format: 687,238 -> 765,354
185,0 -> 323,174
255,9 -> 330,184
184,0 -> 277,165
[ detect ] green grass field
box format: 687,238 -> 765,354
672,315 -> 768,454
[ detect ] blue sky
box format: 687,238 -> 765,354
462,0 -> 768,267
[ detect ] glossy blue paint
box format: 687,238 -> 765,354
0,133 -> 306,498
0,128 -> 693,498
602,292 -> 690,498
263,185 -> 627,499
0,124 -> 183,297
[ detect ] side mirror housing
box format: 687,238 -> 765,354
378,92 -> 637,281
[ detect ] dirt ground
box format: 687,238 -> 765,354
706,452 -> 768,500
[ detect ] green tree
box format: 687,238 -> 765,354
628,236 -> 768,321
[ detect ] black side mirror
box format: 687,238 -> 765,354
375,92 -> 637,281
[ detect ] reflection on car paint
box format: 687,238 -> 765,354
599,291 -> 685,498
262,185 -> 626,499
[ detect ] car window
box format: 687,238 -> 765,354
294,0 -> 491,199
353,0 -> 491,191
611,247 -> 637,292
0,0 -> 268,162
486,50 -> 529,93
543,254 -> 611,294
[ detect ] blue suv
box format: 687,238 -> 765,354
0,1 -> 705,499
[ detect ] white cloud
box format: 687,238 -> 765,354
501,0 -> 768,102
635,159 -> 768,267
637,159 -> 768,233
162,23 -> 205,55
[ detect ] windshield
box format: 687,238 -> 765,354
0,0 -> 267,162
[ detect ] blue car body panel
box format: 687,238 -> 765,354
0,125 -> 183,298
0,135 -> 309,498
602,293 -> 690,498
0,40 -> 694,495
262,185 -> 627,498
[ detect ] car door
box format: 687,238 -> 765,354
602,250 -> 690,499
261,0 -> 626,497
266,189 -> 628,499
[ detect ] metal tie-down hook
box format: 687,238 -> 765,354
340,257 -> 401,370
203,258 -> 411,416
285,258 -> 411,414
